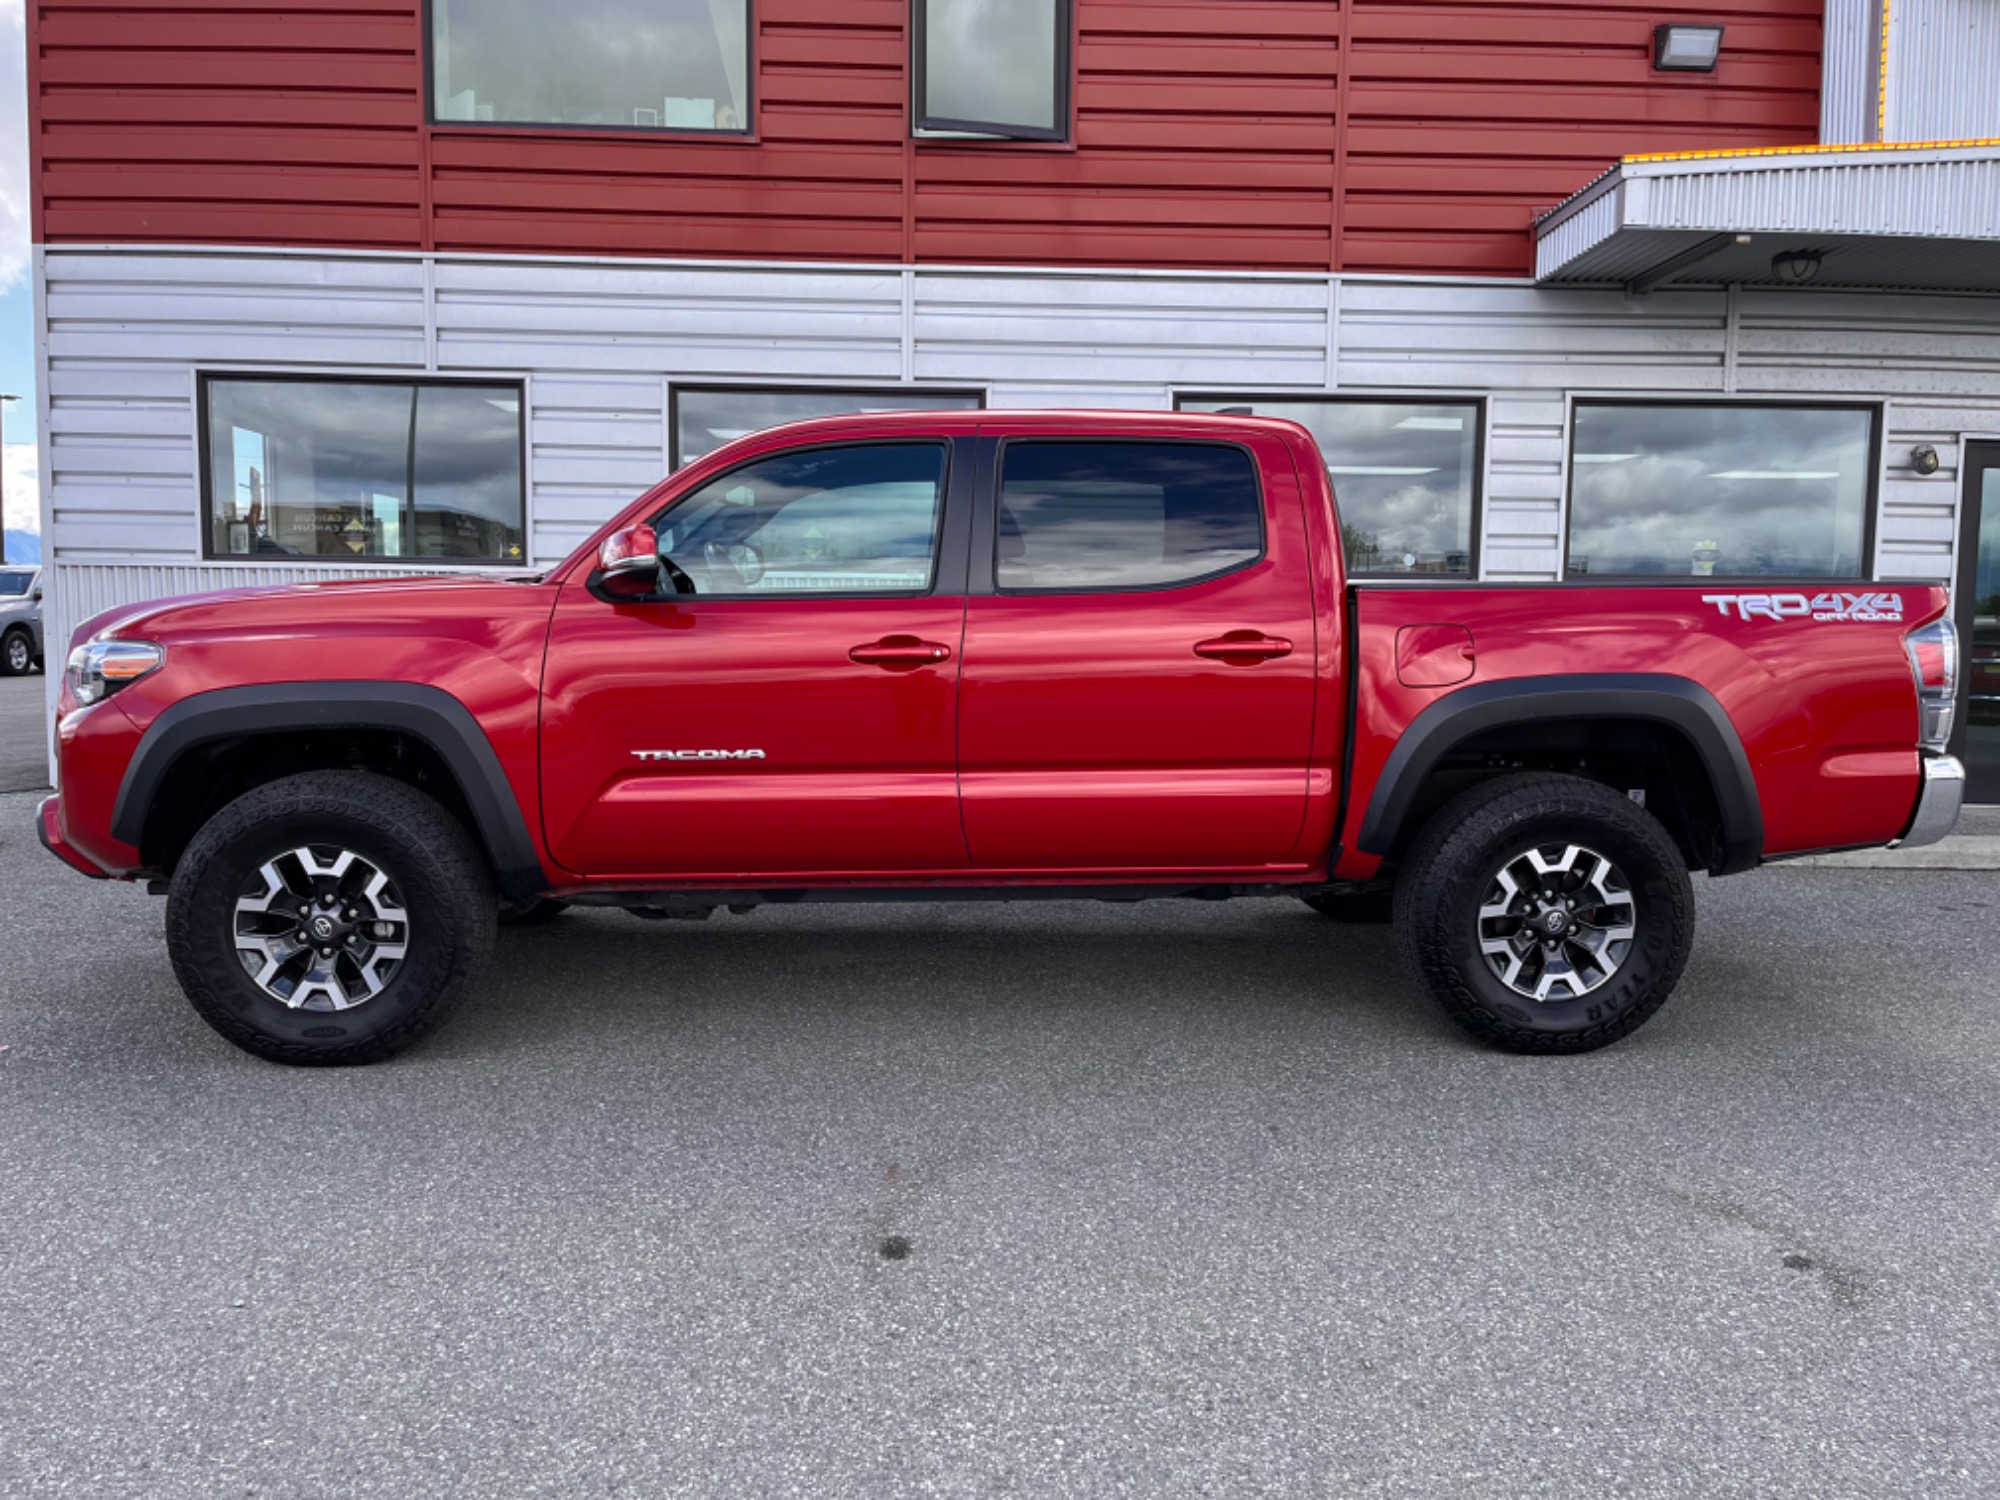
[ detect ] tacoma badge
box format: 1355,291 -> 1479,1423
632,749 -> 767,762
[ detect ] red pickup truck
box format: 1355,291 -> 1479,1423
38,411 -> 1963,1065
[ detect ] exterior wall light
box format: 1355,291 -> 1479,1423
1771,249 -> 1824,284
1911,445 -> 1941,476
1653,24 -> 1724,71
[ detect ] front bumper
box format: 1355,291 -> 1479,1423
36,794 -> 110,879
1893,754 -> 1965,850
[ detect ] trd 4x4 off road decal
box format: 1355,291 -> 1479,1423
1701,592 -> 1904,623
631,749 -> 768,762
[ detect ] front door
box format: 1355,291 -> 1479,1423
956,429 -> 1319,872
541,435 -> 973,878
1954,442 -> 2000,803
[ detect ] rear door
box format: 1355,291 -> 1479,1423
956,426 -> 1318,872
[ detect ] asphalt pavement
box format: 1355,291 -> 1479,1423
0,672 -> 51,794
3,787 -> 1999,1497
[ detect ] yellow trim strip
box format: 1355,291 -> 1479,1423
1624,137 -> 2000,164
1878,0 -> 1892,141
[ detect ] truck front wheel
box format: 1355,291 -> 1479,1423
165,771 -> 497,1065
1393,773 -> 1695,1054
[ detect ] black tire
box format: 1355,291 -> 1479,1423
1393,772 -> 1695,1054
499,897 -> 569,926
1301,889 -> 1394,924
0,629 -> 31,677
166,770 -> 497,1066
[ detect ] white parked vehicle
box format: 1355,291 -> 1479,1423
0,567 -> 42,676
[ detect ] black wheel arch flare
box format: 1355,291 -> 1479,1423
111,681 -> 548,902
1356,673 -> 1764,876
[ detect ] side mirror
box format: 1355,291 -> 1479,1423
30,588 -> 41,603
595,524 -> 660,601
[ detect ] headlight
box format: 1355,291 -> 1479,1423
65,640 -> 164,706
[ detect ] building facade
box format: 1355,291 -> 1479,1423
22,0 -> 2000,791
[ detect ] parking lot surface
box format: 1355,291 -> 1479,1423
3,786 -> 1998,1497
0,673 -> 50,794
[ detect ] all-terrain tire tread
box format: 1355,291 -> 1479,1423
1393,772 -> 1695,1054
166,770 -> 496,1066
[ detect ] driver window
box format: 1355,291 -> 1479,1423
653,442 -> 947,596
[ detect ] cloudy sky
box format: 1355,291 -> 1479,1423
0,0 -> 34,540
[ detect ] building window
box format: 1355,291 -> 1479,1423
672,386 -> 983,468
916,0 -> 1069,140
651,443 -> 948,596
203,378 -> 526,563
429,0 -> 750,133
1178,397 -> 1481,577
1566,403 -> 1877,578
996,441 -> 1263,592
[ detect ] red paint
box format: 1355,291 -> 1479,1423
42,411 -> 1944,898
27,0 -> 1825,278
1395,623 -> 1476,688
540,600 -> 971,876
957,418 -> 1320,871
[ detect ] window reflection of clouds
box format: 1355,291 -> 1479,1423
924,0 -> 1059,132
676,389 -> 980,466
1568,405 -> 1872,578
432,0 -> 748,130
205,380 -> 524,562
1180,400 -> 1477,574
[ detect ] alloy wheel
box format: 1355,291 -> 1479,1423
233,845 -> 410,1010
1476,842 -> 1636,1003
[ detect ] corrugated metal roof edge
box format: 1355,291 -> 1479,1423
1534,140 -> 2000,237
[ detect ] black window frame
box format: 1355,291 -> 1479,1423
1175,392 -> 1487,582
197,371 -> 530,566
913,0 -> 1073,143
668,383 -> 987,469
631,436 -> 969,602
1563,398 -> 1884,584
422,0 -> 757,139
981,435 -> 1269,598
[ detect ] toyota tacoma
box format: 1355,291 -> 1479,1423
36,411 -> 1964,1063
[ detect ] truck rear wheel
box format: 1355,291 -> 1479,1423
1393,773 -> 1694,1054
166,771 -> 496,1066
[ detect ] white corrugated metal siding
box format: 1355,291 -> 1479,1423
1890,0 -> 2000,142
30,244 -> 2000,758
1821,0 -> 1880,146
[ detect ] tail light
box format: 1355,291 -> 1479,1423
1904,619 -> 1957,751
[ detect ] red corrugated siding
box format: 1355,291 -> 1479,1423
28,0 -> 1825,277
1340,0 -> 1826,274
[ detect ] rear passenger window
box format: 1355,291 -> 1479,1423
996,441 -> 1263,592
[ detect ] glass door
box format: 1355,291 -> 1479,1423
1955,443 -> 2000,802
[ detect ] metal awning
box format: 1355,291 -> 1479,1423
1535,141 -> 2000,293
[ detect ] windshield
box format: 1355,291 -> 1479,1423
0,574 -> 31,597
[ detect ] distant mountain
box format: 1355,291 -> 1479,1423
3,531 -> 41,564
